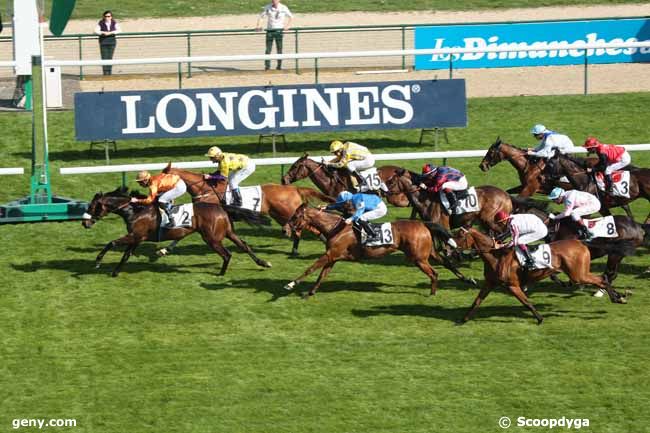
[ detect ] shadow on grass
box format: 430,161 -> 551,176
11,258 -> 205,278
351,302 -> 607,324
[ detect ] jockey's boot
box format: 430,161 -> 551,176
231,188 -> 243,207
605,174 -> 614,193
160,202 -> 175,226
446,191 -> 458,211
520,245 -> 535,269
351,172 -> 363,191
577,223 -> 592,240
357,219 -> 375,239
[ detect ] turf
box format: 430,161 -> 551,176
45,0 -> 650,20
1,92 -> 650,433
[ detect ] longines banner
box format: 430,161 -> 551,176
415,18 -> 650,70
74,80 -> 467,141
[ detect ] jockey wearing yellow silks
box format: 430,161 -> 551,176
327,140 -> 375,188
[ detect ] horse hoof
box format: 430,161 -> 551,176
469,278 -> 478,287
455,319 -> 466,326
262,261 -> 272,268
593,288 -> 606,298
284,281 -> 296,291
301,293 -> 312,300
537,318 -> 544,325
156,248 -> 168,257
95,263 -> 101,269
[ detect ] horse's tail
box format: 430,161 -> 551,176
162,161 -> 172,174
221,204 -> 272,226
297,187 -> 335,204
510,195 -> 549,212
423,222 -> 455,247
586,239 -> 637,257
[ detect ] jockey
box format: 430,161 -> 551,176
418,163 -> 468,210
325,190 -> 387,238
204,146 -> 255,207
132,170 -> 187,224
527,124 -> 575,159
583,137 -> 631,192
494,210 -> 548,269
327,140 -> 375,190
548,187 -> 601,240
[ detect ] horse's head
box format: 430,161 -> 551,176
82,188 -> 131,229
281,153 -> 316,185
283,203 -> 309,236
385,171 -> 416,194
479,137 -> 504,172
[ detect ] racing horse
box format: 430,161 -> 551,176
280,153 -> 415,208
282,204 -> 463,298
548,152 -> 650,223
453,227 -> 629,325
548,215 -> 649,283
82,187 -> 272,277
384,169 -> 515,234
160,164 -> 334,256
479,137 -> 580,196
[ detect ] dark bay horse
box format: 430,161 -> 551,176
479,137 -> 579,196
162,165 -> 334,256
282,204 -> 463,298
453,227 -> 628,325
549,153 -> 650,222
280,153 -> 414,208
385,170 -> 514,233
82,187 -> 272,277
548,215 -> 648,283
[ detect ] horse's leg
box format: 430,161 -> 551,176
225,230 -> 272,268
431,251 -> 478,288
569,271 -> 626,304
213,241 -> 232,276
460,284 -> 493,324
284,254 -> 330,292
96,234 -> 136,268
409,207 -> 418,220
622,204 -> 634,219
305,261 -> 337,298
111,243 -> 138,277
507,284 -> 544,325
414,259 -> 439,296
157,239 -> 179,257
291,232 -> 300,257
604,255 -> 622,284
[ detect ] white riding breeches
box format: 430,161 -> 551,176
359,201 -> 387,221
570,201 -> 601,221
441,176 -> 469,192
517,226 -> 548,245
228,162 -> 256,190
158,180 -> 187,204
347,155 -> 375,173
605,152 -> 631,175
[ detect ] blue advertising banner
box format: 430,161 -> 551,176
415,18 -> 650,70
74,80 -> 467,141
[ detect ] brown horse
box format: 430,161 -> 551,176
162,164 -> 334,256
384,170 -> 514,233
548,215 -> 645,283
82,187 -> 272,277
280,153 -> 414,208
282,204 -> 463,298
549,152 -> 650,222
479,137 -> 580,196
453,227 -> 628,325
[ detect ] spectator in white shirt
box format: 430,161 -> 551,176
255,0 -> 293,70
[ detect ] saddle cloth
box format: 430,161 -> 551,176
357,167 -> 383,192
595,171 -> 631,198
439,187 -> 480,214
584,215 -> 618,238
362,222 -> 394,246
225,185 -> 263,212
160,203 -> 194,228
515,244 -> 553,270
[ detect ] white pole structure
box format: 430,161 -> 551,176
0,168 -> 25,175
60,144 -> 650,175
43,41 -> 650,68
